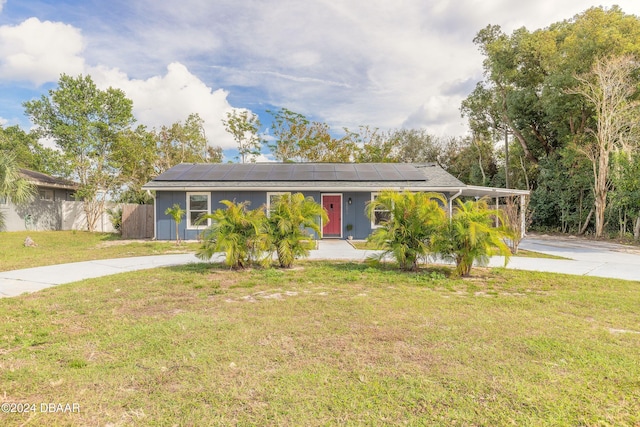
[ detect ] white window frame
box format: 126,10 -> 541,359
266,192 -> 290,215
186,192 -> 211,228
39,189 -> 54,200
370,192 -> 391,228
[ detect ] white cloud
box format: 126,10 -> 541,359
89,62 -> 236,149
2,0 -> 640,150
0,17 -> 85,85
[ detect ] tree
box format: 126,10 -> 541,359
392,129 -> 442,164
197,200 -> 267,269
114,116 -> 222,204
112,125 -> 157,204
268,108 -> 312,162
366,191 -> 447,271
610,151 -> 640,239
222,110 -> 263,163
0,125 -> 67,176
463,6 -> 640,234
265,192 -> 328,268
164,203 -> 185,245
569,55 -> 640,237
433,198 -> 513,277
155,113 -> 211,173
23,74 -> 135,232
349,126 -> 398,163
0,152 -> 36,230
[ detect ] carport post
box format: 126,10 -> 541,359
520,194 -> 526,237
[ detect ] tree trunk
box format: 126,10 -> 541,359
593,150 -> 610,238
634,216 -> 640,240
579,208 -> 594,235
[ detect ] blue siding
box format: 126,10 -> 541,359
154,190 -> 379,241
156,192 -> 187,241
342,192 -> 372,239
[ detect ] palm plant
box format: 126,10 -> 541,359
164,203 -> 185,245
434,198 -> 513,277
366,190 -> 447,271
197,200 -> 267,269
265,192 -> 328,268
0,152 -> 35,230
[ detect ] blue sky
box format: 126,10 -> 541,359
0,0 -> 638,161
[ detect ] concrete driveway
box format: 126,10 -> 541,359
498,234 -> 640,281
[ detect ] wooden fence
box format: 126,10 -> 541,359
121,204 -> 154,239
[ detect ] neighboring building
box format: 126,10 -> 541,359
142,162 -> 529,241
0,169 -> 77,231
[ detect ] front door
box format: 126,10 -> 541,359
322,194 -> 342,238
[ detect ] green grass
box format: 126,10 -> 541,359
0,231 -> 200,272
0,262 -> 638,426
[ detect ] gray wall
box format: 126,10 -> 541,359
1,199 -> 119,233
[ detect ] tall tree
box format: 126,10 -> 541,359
349,126 -> 398,163
569,55 -> 640,237
112,125 -> 157,204
155,113 -> 210,172
392,129 -> 442,164
268,108 -> 312,162
222,110 -> 263,163
24,74 -> 135,231
0,125 -> 68,176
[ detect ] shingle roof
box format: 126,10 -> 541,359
19,168 -> 78,190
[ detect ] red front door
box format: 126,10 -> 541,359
322,195 -> 342,238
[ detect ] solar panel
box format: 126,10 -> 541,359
291,164 -> 315,181
153,163 -> 431,182
314,171 -> 337,180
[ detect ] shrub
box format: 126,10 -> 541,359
434,198 -> 513,277
265,193 -> 328,268
196,200 -> 267,269
366,191 -> 447,271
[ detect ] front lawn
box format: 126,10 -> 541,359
0,231 -> 199,272
0,262 -> 638,426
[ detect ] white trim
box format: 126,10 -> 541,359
321,193 -> 343,238
370,192 -> 391,229
151,191 -> 157,240
186,192 -> 211,229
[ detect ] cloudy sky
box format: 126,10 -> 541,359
0,0 -> 638,160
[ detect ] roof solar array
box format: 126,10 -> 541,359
153,163 -> 430,182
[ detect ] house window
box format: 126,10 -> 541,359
371,193 -> 391,228
187,192 -> 210,228
266,192 -> 290,214
39,189 -> 54,200
0,195 -> 7,206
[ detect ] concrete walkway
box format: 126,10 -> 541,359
1,236 -> 638,298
